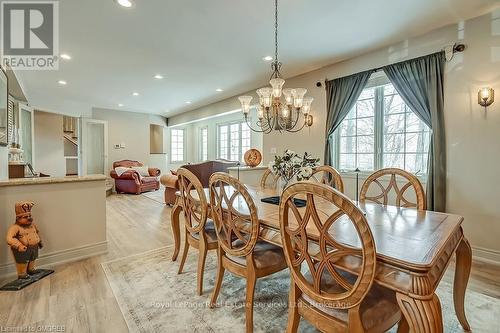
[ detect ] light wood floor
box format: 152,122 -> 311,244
1,192 -> 499,332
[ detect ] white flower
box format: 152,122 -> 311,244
291,156 -> 302,164
298,167 -> 313,179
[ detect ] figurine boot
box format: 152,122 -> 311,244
27,261 -> 39,275
16,263 -> 29,279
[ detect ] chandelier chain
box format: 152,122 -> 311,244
274,0 -> 278,63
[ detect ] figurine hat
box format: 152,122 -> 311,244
15,201 -> 35,218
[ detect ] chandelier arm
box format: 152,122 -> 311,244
286,118 -> 308,133
245,115 -> 270,133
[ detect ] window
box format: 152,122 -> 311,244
333,79 -> 430,175
200,127 -> 208,161
217,121 -> 251,161
170,129 -> 185,162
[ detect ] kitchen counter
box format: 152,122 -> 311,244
0,174 -> 106,187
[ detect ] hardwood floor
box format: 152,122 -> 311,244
0,192 -> 173,332
1,192 -> 499,332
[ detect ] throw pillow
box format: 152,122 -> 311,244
131,166 -> 150,177
114,166 -> 131,177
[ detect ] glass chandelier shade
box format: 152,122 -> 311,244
238,0 -> 313,134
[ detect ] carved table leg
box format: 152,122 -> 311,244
170,197 -> 182,261
453,237 -> 472,331
396,293 -> 443,333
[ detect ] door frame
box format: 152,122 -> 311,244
17,103 -> 35,168
79,118 -> 108,176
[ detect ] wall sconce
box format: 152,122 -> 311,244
478,87 -> 494,109
305,114 -> 313,127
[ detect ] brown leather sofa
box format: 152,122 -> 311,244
110,160 -> 161,194
160,160 -> 238,205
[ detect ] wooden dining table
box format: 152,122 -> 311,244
170,184 -> 472,333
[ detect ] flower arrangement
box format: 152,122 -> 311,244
269,150 -> 320,189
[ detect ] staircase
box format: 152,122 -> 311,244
63,116 -> 79,176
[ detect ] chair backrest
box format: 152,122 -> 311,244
209,172 -> 259,257
113,160 -> 142,169
260,168 -> 279,189
279,182 -> 376,309
177,168 -> 209,234
360,168 -> 426,210
310,165 -> 344,193
182,160 -> 239,188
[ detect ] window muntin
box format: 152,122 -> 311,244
334,82 -> 430,175
218,121 -> 251,162
200,127 -> 208,161
170,129 -> 185,162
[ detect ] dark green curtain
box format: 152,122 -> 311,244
324,70 -> 374,167
383,51 -> 446,211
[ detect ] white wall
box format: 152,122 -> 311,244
168,10 -> 500,258
0,146 -> 8,180
92,108 -> 167,173
34,111 -> 66,177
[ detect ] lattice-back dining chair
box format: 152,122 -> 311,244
260,168 -> 279,189
279,182 -> 402,332
309,165 -> 345,193
209,172 -> 288,333
360,168 -> 426,210
176,168 -> 219,296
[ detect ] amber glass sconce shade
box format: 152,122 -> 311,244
478,87 -> 494,109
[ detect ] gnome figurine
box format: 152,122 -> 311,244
6,202 -> 43,279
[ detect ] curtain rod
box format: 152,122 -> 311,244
320,43 -> 466,87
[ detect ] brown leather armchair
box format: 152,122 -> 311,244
110,160 -> 161,194
160,160 -> 238,205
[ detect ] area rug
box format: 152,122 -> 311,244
102,247 -> 500,333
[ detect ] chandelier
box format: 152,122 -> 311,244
238,0 -> 313,134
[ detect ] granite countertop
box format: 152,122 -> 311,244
0,175 -> 107,187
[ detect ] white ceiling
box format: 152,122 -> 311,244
14,0 -> 498,117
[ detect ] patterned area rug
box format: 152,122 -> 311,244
102,247 -> 500,333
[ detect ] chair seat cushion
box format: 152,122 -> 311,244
191,220 -> 218,244
141,176 -> 158,184
300,269 -> 400,331
226,240 -> 286,270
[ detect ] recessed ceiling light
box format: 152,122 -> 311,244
185,101 -> 191,104
216,88 -> 223,92
154,74 -> 164,79
115,0 -> 133,8
132,92 -> 139,96
58,80 -> 67,85
263,56 -> 273,61
60,53 -> 71,60
118,103 -> 124,107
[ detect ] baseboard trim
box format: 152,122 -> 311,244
0,241 -> 108,279
472,246 -> 500,266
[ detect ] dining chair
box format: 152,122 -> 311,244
359,167 -> 426,210
310,165 -> 344,193
176,167 -> 219,296
279,182 -> 402,333
209,172 -> 288,333
260,168 -> 279,189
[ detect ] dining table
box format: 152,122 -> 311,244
170,184 -> 472,333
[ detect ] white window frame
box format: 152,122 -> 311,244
332,76 -> 430,178
170,128 -> 186,163
199,126 -> 208,161
217,120 -> 251,162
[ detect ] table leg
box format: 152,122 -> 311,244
396,293 -> 443,333
170,198 -> 182,261
453,237 -> 472,331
